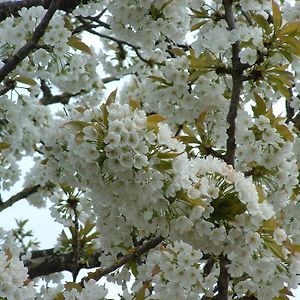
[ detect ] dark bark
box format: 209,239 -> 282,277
25,248 -> 103,279
0,185 -> 40,212
0,0 -> 61,83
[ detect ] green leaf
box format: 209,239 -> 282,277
279,287 -> 294,297
146,114 -> 166,131
168,48 -> 186,57
278,22 -> 300,36
280,36 -> 300,56
15,76 -> 37,86
157,151 -> 183,159
129,97 -> 141,110
106,89 -> 117,106
254,14 -> 272,34
79,221 -> 95,236
64,15 -> 74,31
195,111 -> 207,136
136,285 -> 146,300
191,20 -> 208,31
260,218 -> 277,234
264,237 -> 287,262
252,92 -> 266,118
59,183 -> 74,196
0,142 -> 10,150
275,124 -> 294,142
176,135 -> 199,144
182,124 -> 195,137
148,75 -> 171,85
60,120 -> 90,133
53,293 -> 64,300
64,282 -> 83,292
272,0 -> 282,31
101,89 -> 117,126
68,36 -> 92,55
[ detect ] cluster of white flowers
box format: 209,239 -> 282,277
105,0 -> 189,61
0,250 -> 35,300
63,280 -> 107,300
1,0 -> 300,299
0,95 -> 53,190
236,110 -> 298,211
103,103 -> 150,176
134,241 -> 207,299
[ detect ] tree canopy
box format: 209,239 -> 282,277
0,0 -> 300,299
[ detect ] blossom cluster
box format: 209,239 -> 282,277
1,0 -> 300,299
0,250 -> 35,300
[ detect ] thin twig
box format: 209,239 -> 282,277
0,79 -> 16,96
0,0 -> 61,83
0,185 -> 40,212
80,235 -> 164,285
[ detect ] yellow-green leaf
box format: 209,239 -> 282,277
195,111 -> 207,135
129,97 -> 141,110
256,185 -> 265,203
260,218 -> 277,234
157,151 -> 183,159
53,293 -> 64,300
146,114 -> 166,131
148,75 -> 171,85
15,76 -> 37,86
272,0 -> 282,31
275,124 -> 294,142
60,120 -> 89,133
75,131 -> 85,145
176,135 -> 199,144
264,237 -> 287,262
168,48 -> 186,57
68,36 -> 92,55
64,15 -> 74,31
0,141 -> 10,150
252,92 -> 266,117
254,14 -> 272,34
191,20 -> 208,31
106,89 -> 117,106
279,287 -> 294,297
64,282 -> 83,292
278,22 -> 300,36
182,124 -> 195,137
136,284 -> 146,300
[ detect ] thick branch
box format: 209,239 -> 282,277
80,235 -> 164,285
25,248 -> 103,279
39,76 -> 119,105
223,0 -> 243,167
216,255 -> 230,300
0,0 -> 61,83
0,185 -> 40,212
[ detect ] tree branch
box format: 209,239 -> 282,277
80,24 -> 154,66
80,235 -> 164,285
0,0 -> 90,22
0,185 -> 40,212
0,0 -> 61,83
25,247 -> 103,279
216,255 -> 230,300
39,76 -> 119,105
223,0 -> 243,167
